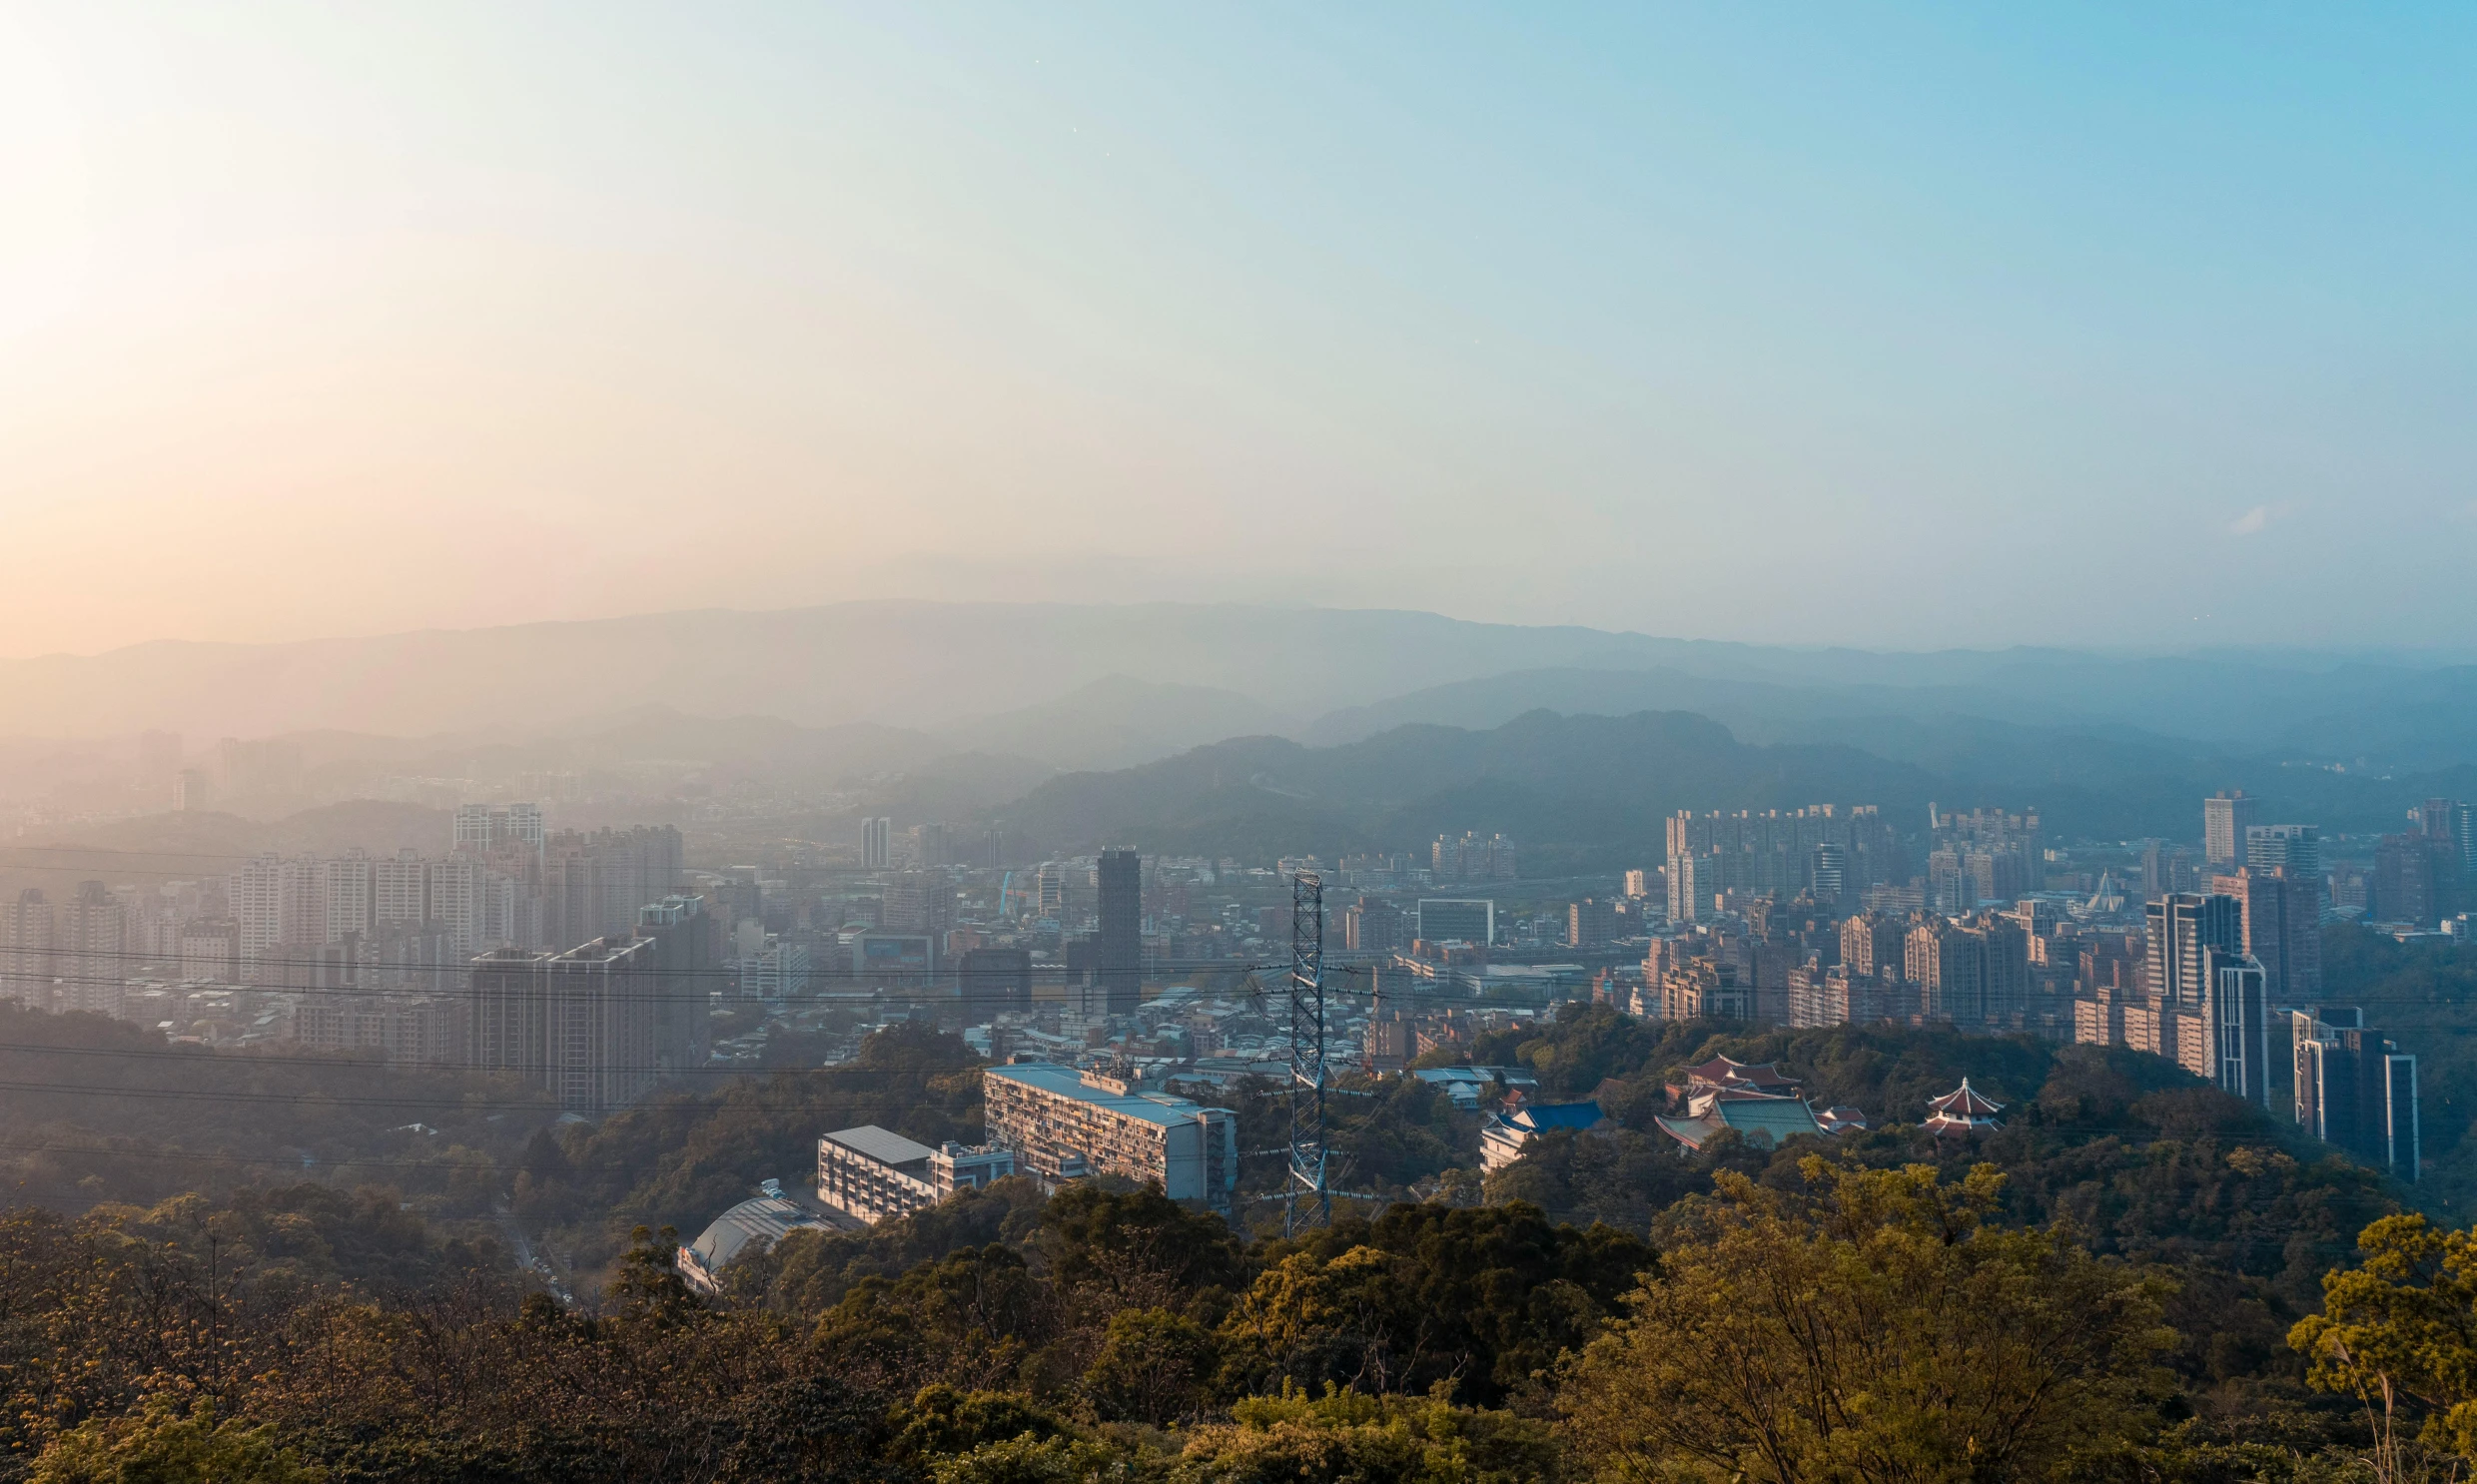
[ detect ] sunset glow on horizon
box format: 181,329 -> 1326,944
4,4 -> 2474,658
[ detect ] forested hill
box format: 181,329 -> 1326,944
988,704 -> 2473,862
987,709 -> 1927,862
1,1000 -> 2466,1478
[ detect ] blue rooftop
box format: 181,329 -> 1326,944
985,1063 -> 1230,1125
1507,1101 -> 1605,1133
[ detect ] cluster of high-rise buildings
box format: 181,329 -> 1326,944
0,809 -> 722,1115
1431,832 -> 1517,883
1597,792 -> 2427,1181
1663,806 -> 1901,922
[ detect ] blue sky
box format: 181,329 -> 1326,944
1,4 -> 2470,653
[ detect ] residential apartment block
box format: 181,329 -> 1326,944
981,1062 -> 1238,1211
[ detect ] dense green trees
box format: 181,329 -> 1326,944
514,1021 -> 988,1274
30,1397 -> 323,1484
4,1161 -> 2464,1481
1227,1202 -> 1650,1407
1563,1159 -> 2173,1483
0,1003 -> 537,1218
7,1004 -> 2472,1480
2290,1212 -> 2477,1472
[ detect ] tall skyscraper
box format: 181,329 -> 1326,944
2200,945 -> 2270,1107
1899,914 -> 2025,1031
2203,792 -> 2259,869
1062,935 -> 1106,1020
454,803 -> 545,854
2372,832 -> 2454,928
2293,1008 -> 2419,1182
636,897 -> 717,1075
277,855 -> 326,949
2,890 -> 54,1007
958,947 -> 1034,1021
2210,869 -> 2321,1006
1966,914 -> 2030,1030
468,936 -> 660,1115
881,873 -> 955,939
1416,899 -> 1495,946
2145,893 -> 2242,1013
2141,840 -> 2199,900
1667,806 -> 1899,907
2449,800 -> 2477,875
231,854 -> 286,967
1666,850 -> 1717,923
1035,862 -> 1069,922
428,856 -> 487,954
542,826 -> 685,948
56,882 -> 128,1020
1839,911 -> 1906,980
1343,897 -> 1406,954
1431,832 -> 1518,883
177,918 -> 242,985
1567,897 -> 1619,949
860,817 -> 892,870
2244,824 -> 2321,879
322,853 -> 377,942
1809,841 -> 1847,905
1097,848 -> 1143,1016
374,849 -> 430,929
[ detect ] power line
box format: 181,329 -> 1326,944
0,940 -> 1306,976
0,953 -> 1302,1006
0,1077 -> 1004,1114
0,1038 -> 1008,1077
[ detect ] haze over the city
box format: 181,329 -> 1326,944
6,4 -> 2474,658
13,13 -> 2477,1477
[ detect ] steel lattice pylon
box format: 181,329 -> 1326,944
1285,871 -> 1328,1235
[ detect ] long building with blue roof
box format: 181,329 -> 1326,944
982,1061 -> 1238,1213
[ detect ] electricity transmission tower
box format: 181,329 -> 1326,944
1285,870 -> 1329,1235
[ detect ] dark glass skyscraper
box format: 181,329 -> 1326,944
1098,848 -> 1143,1016
2144,892 -> 2240,1013
2293,1007 -> 2420,1182
959,946 -> 1033,1021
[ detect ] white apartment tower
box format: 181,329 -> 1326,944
375,850 -> 429,928
322,853 -> 377,942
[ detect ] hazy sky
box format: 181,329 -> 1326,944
2,5 -> 2471,658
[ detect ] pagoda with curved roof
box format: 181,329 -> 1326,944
1923,1079 -> 2004,1137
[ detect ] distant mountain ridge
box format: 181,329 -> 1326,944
939,675 -> 1294,770
990,705 -> 2474,863
5,600 -> 2477,779
0,601 -> 1733,739
1297,660 -> 2477,768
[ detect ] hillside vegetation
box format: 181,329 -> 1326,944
989,706 -> 2476,863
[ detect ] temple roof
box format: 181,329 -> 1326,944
1680,1055 -> 1802,1091
1924,1078 -> 2005,1134
1503,1101 -> 1608,1134
1655,1096 -> 1824,1151
1927,1079 -> 2004,1116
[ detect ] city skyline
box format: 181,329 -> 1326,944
3,10 -> 2468,1462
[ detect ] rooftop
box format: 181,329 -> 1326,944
1502,1101 -> 1606,1134
1927,1079 -> 2004,1117
685,1194 -> 834,1271
1410,1067 -> 1539,1088
822,1124 -> 939,1168
1680,1055 -> 1801,1091
986,1062 -> 1232,1126
1656,1096 -> 1825,1151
